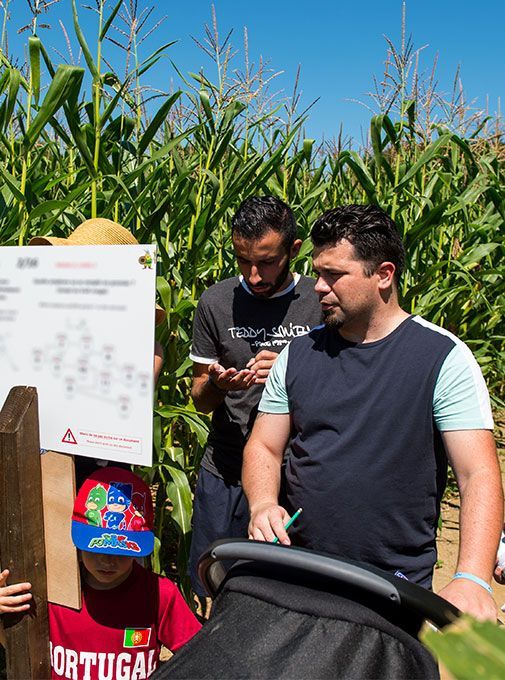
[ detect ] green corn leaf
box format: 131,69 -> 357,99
99,0 -> 123,40
219,99 -> 246,132
188,71 -> 214,91
459,243 -> 500,268
100,75 -> 135,128
151,537 -> 162,575
396,133 -> 452,189
156,276 -> 172,318
162,451 -> 193,535
199,90 -> 215,132
27,199 -> 70,221
370,115 -> 384,157
342,150 -> 377,201
71,0 -> 99,79
5,68 -> 21,130
174,357 -> 193,379
28,36 -> 41,105
155,405 -> 209,447
0,167 -> 25,202
382,114 -> 398,147
0,69 -> 9,96
370,115 -> 395,183
303,138 -> 315,164
136,41 -> 177,78
24,65 -> 85,153
422,617 -> 505,680
138,92 -> 181,157
38,39 -> 56,78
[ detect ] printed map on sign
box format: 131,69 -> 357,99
0,246 -> 157,465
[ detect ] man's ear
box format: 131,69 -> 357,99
290,239 -> 303,259
377,261 -> 396,289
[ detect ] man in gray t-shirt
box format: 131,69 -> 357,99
189,196 -> 321,595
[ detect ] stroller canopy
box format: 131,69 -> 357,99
155,540 -> 458,680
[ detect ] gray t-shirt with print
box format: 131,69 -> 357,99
190,274 -> 321,481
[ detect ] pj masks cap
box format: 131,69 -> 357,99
71,467 -> 154,557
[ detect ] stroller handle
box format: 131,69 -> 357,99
198,539 -> 460,629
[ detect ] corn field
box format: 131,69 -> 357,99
0,1 -> 503,591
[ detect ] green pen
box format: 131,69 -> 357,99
272,507 -> 303,544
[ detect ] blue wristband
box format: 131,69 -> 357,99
453,571 -> 493,594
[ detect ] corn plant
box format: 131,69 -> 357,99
422,616 -> 505,679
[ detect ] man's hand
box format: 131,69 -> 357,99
438,578 -> 497,621
246,350 -> 278,384
208,362 -> 256,391
0,569 -> 32,614
494,565 -> 504,585
248,502 -> 291,544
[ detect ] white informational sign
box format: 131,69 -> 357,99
0,245 -> 157,466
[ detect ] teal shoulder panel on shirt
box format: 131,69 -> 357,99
413,317 -> 493,430
259,343 -> 290,414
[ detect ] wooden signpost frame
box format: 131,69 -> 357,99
0,386 -> 51,679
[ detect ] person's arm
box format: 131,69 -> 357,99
190,288 -> 257,413
437,429 -> 503,620
153,341 -> 164,384
242,411 -> 292,544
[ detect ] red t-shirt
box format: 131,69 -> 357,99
49,562 -> 201,680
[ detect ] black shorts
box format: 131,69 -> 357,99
189,467 -> 249,596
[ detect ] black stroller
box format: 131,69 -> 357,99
155,540 -> 458,679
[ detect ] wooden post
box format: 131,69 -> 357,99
0,386 -> 51,679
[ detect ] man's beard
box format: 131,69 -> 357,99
250,258 -> 291,297
322,307 -> 344,329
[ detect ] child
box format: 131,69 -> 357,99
0,467 -> 201,679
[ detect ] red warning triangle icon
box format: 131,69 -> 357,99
62,428 -> 78,445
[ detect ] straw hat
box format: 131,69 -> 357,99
29,217 -> 140,246
29,218 -> 166,325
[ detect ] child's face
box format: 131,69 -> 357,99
81,551 -> 134,590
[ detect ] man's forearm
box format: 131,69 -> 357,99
242,436 -> 282,511
192,377 -> 226,414
456,466 -> 504,580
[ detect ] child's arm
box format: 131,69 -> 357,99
0,569 -> 32,614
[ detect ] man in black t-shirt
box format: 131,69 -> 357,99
188,196 -> 321,595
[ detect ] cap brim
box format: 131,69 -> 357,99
72,521 -> 154,557
28,236 -> 70,246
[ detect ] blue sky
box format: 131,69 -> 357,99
7,0 -> 504,144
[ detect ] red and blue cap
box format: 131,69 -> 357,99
71,467 -> 155,558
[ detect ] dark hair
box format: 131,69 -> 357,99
311,204 -> 405,282
231,196 -> 297,249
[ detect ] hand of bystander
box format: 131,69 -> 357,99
246,350 -> 279,384
438,578 -> 497,621
208,362 -> 256,391
0,569 -> 32,615
248,502 -> 291,545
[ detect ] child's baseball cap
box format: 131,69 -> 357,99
71,467 -> 155,557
